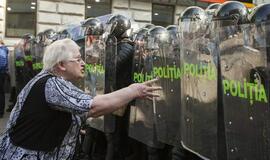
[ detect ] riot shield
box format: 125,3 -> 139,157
14,40 -> 26,93
129,31 -> 163,148
23,38 -> 35,80
31,39 -> 44,75
103,35 -> 117,133
15,37 -> 35,93
84,35 -> 107,132
151,30 -> 182,146
69,25 -> 86,90
179,21 -> 218,159
218,22 -> 270,159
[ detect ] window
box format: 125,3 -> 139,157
85,0 -> 112,19
6,0 -> 36,37
152,4 -> 174,27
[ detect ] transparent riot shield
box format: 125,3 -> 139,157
218,22 -> 270,159
104,35 -> 117,94
129,33 -> 163,148
23,38 -> 35,80
71,25 -> 86,90
15,37 -> 35,93
103,35 -> 117,133
15,40 -> 26,93
179,21 -> 218,159
31,40 -> 44,75
152,32 -> 182,146
84,35 -> 106,132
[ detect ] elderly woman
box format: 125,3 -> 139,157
0,39 -> 160,160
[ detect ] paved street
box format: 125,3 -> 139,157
0,94 -> 11,134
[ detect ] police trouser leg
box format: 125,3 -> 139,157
172,145 -> 187,160
147,146 -> 161,160
105,124 -> 126,160
86,127 -> 106,160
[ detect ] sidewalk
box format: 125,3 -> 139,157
0,94 -> 11,134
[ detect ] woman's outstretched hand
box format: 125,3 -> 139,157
129,78 -> 162,99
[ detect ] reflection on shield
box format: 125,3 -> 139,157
24,38 -> 36,80
180,21 -> 218,159
31,40 -> 44,75
15,37 -> 36,93
129,30 -> 164,148
15,40 -> 28,93
103,36 -> 118,133
152,31 -> 182,146
219,23 -> 270,159
84,35 -> 107,132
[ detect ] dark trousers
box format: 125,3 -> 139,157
82,127 -> 106,160
0,73 -> 5,115
105,115 -> 130,160
172,144 -> 203,160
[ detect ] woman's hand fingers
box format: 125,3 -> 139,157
142,78 -> 159,86
140,86 -> 161,98
144,93 -> 160,101
146,96 -> 153,101
146,92 -> 160,97
145,86 -> 162,92
130,79 -> 162,99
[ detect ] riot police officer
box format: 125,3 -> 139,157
129,26 -> 174,160
213,2 -> 269,159
104,14 -> 135,160
128,27 -> 151,160
176,6 -> 212,160
6,34 -> 33,113
15,34 -> 35,92
80,17 -> 107,160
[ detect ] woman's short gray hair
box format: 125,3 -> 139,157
43,38 -> 80,71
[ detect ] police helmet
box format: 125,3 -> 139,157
166,25 -> 179,45
58,29 -> 71,40
43,29 -> 57,42
179,6 -> 208,38
107,14 -> 131,39
247,3 -> 270,49
22,34 -> 35,54
166,25 -> 178,34
82,18 -> 104,36
206,3 -> 221,16
248,3 -> 270,24
36,32 -> 44,43
180,6 -> 207,22
143,24 -> 155,30
22,33 -> 35,41
166,25 -> 179,40
214,1 -> 248,25
133,28 -> 149,42
148,26 -> 169,47
207,3 -> 221,10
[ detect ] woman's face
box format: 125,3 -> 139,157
62,52 -> 85,81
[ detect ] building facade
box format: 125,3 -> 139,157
0,0 -> 220,46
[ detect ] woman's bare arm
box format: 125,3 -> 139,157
88,79 -> 160,117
